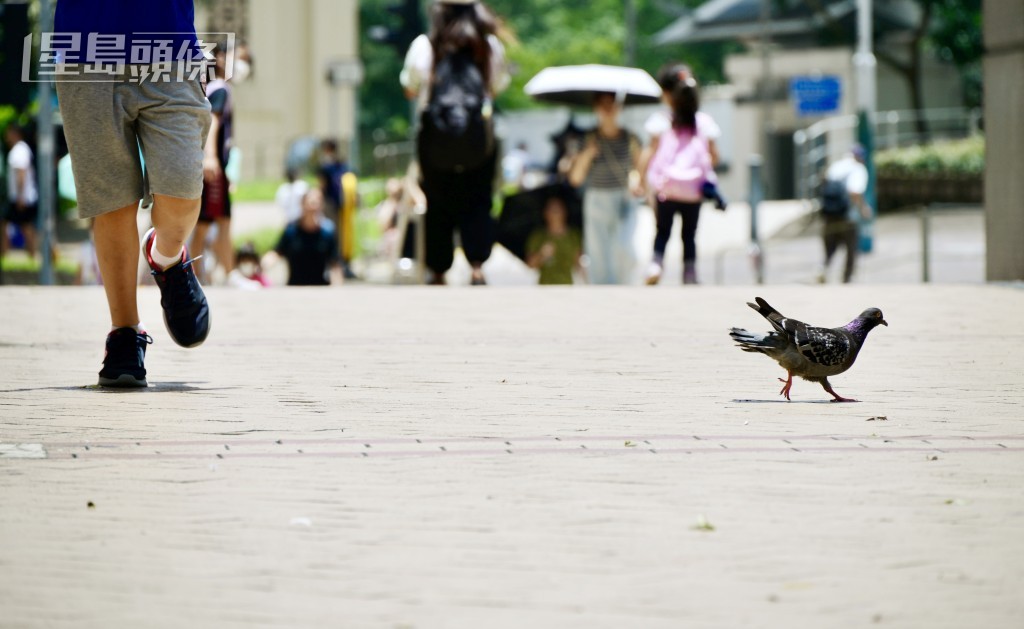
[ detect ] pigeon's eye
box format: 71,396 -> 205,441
875,311 -> 882,319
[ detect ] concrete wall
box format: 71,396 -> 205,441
983,0 -> 1024,281
201,0 -> 359,181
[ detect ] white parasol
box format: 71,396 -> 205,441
524,64 -> 663,106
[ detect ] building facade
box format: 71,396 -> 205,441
197,0 -> 360,181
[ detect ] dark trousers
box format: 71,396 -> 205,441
823,216 -> 859,282
420,156 -> 496,274
653,199 -> 702,262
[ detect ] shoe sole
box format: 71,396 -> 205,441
164,308 -> 211,348
98,374 -> 148,388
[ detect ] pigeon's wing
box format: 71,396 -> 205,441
794,326 -> 853,367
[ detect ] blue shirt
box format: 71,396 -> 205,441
54,0 -> 199,63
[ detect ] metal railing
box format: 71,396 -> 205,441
793,107 -> 982,202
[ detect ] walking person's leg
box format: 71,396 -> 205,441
679,201 -> 701,284
583,189 -> 616,284
214,216 -> 233,279
420,168 -> 456,283
20,219 -> 39,259
820,218 -> 840,283
189,218 -> 212,282
455,157 -> 496,285
57,76 -> 155,386
153,194 -> 202,261
649,199 -> 676,281
457,168 -> 496,285
94,203 -> 143,328
841,220 -> 859,283
128,73 -> 213,350
615,191 -> 638,284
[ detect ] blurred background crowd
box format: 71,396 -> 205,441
0,0 -> 1010,288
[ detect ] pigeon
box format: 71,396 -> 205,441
729,297 -> 887,402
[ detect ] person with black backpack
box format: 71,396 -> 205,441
818,144 -> 872,283
401,0 -> 512,285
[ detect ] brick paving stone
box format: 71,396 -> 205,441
1,284 -> 1022,628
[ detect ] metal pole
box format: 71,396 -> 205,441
748,154 -> 765,284
759,0 -> 773,199
624,0 -> 637,67
854,0 -> 877,254
350,86 -> 361,173
37,0 -> 56,285
920,204 -> 930,283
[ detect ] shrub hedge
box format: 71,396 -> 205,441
875,136 -> 984,210
875,135 -> 984,179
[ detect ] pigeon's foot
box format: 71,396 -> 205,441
823,382 -> 858,403
777,374 -> 793,401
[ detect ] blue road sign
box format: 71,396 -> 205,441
790,76 -> 842,118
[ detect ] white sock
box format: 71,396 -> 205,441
149,234 -> 184,270
111,323 -> 147,334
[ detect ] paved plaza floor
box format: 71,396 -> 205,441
1,284 -> 1022,628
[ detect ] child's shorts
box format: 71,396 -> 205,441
56,65 -> 212,219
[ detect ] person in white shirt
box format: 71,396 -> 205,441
819,144 -> 872,283
275,167 -> 310,224
3,124 -> 40,258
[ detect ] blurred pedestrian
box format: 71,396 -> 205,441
317,139 -> 358,279
227,242 -> 269,289
502,141 -> 531,190
2,124 -> 39,259
263,188 -> 342,286
818,144 -> 872,283
54,0 -> 212,387
401,0 -> 511,285
525,193 -> 583,285
638,64 -> 723,285
190,44 -> 235,284
568,93 -> 642,285
318,139 -> 349,222
75,219 -> 102,286
275,167 -> 309,224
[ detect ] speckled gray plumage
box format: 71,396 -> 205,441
729,297 -> 887,402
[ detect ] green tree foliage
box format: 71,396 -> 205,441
926,0 -> 982,107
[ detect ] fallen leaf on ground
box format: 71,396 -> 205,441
692,514 -> 715,531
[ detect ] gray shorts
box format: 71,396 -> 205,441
56,66 -> 212,219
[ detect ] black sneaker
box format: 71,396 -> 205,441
98,328 -> 153,388
143,228 -> 211,348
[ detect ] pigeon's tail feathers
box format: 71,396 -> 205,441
746,296 -> 797,336
730,327 -> 774,353
747,297 -> 780,320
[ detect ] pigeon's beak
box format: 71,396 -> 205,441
880,319 -> 888,327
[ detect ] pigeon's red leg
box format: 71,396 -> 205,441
823,382 -> 858,403
777,372 -> 793,400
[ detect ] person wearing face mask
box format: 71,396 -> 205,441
227,243 -> 269,289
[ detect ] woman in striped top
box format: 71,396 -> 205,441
568,93 -> 642,285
